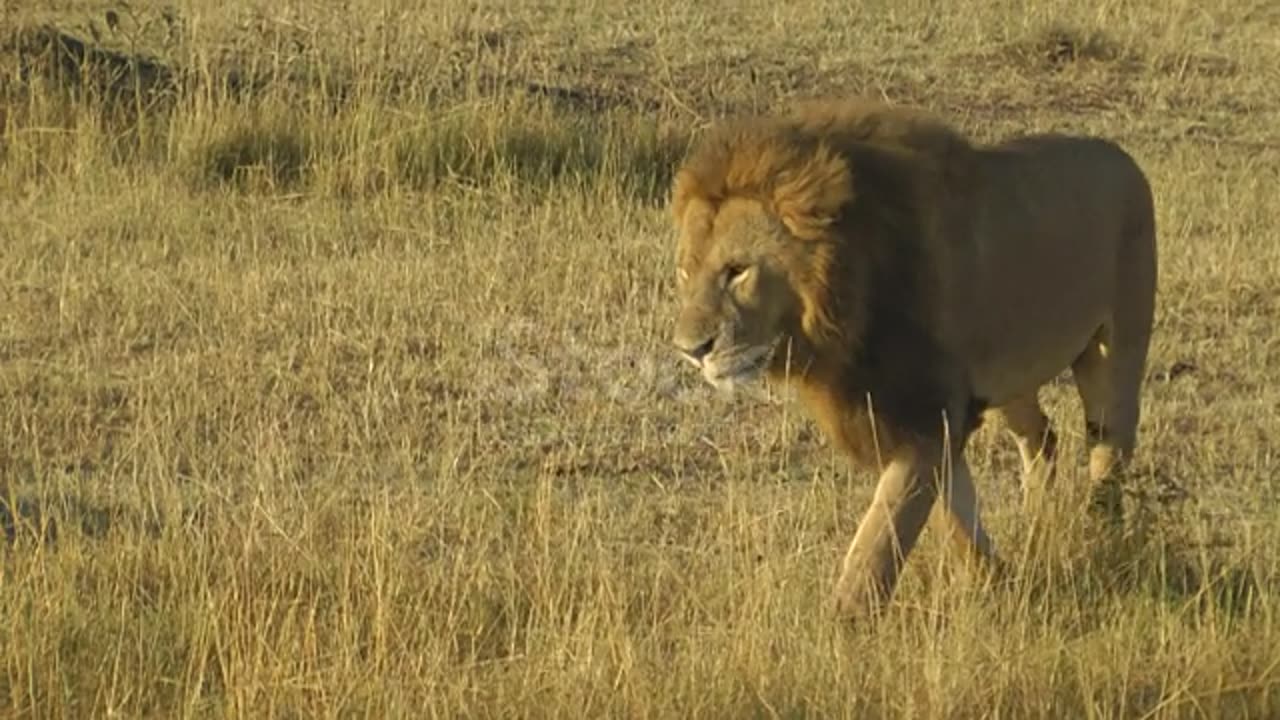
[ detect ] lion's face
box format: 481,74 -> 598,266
672,197 -> 804,392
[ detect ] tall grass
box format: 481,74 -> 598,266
3,1 -> 1279,717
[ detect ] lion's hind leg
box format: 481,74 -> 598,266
993,394 -> 1059,512
1070,318 -> 1152,517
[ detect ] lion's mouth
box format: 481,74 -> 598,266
701,345 -> 774,390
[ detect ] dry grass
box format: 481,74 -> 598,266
2,1 -> 1280,717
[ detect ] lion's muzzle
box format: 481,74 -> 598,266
676,335 -> 716,367
675,332 -> 774,392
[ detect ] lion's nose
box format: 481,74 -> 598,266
677,336 -> 716,364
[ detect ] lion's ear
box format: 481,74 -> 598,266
671,168 -> 715,235
671,168 -> 701,226
772,145 -> 854,240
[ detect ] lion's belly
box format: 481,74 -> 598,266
960,275 -> 1114,406
967,325 -> 1100,405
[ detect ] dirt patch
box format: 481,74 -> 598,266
194,123 -> 310,191
2,25 -> 179,108
983,24 -> 1240,83
0,18 -> 927,124
1014,25 -> 1129,70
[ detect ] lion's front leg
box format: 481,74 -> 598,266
932,451 -> 1006,579
832,446 -> 939,621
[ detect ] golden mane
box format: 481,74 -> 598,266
671,101 -> 974,462
671,117 -> 855,242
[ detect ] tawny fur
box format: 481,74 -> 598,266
670,98 -> 1158,622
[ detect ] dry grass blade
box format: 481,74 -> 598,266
2,1 -> 1279,718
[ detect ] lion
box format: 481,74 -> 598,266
668,98 -> 1158,621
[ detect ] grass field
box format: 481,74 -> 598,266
3,1 -> 1280,717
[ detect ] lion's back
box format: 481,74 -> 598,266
986,133 -> 1154,218
969,133 -> 1156,272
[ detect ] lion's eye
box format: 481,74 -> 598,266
724,264 -> 749,288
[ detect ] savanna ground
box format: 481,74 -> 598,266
2,1 -> 1279,717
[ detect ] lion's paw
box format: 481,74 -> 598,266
830,576 -> 891,625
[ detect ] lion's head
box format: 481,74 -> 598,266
670,119 -> 857,392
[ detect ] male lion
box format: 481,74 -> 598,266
669,98 -> 1157,620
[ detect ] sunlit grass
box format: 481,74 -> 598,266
2,1 -> 1279,717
